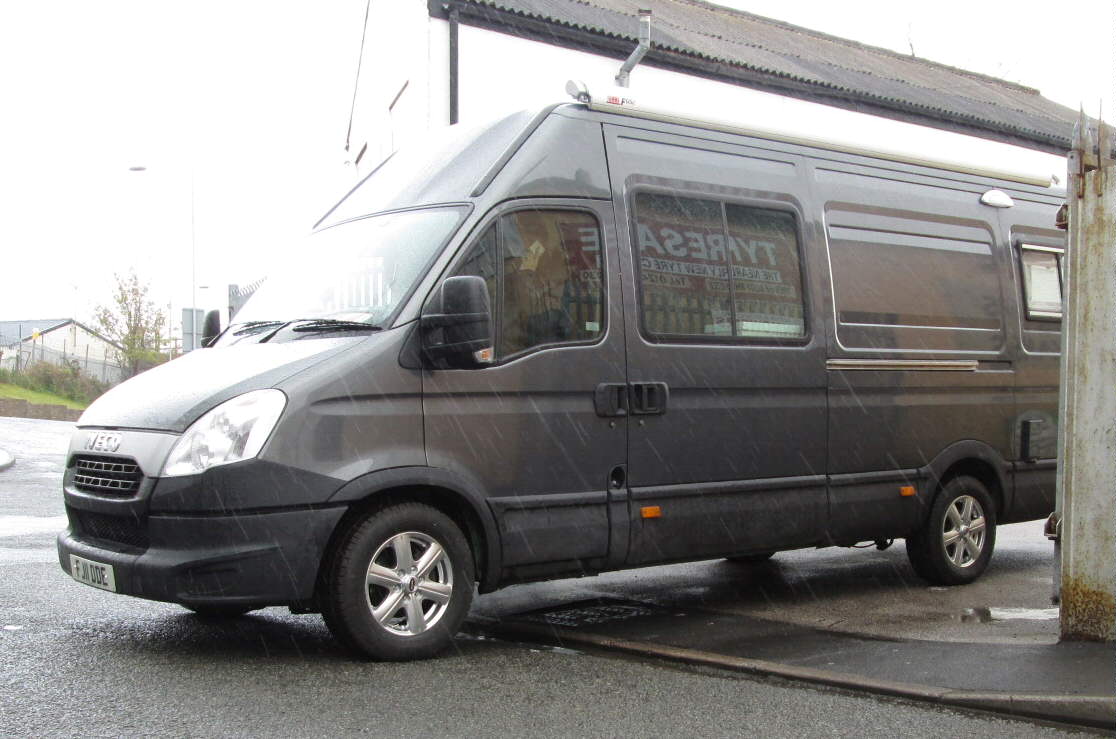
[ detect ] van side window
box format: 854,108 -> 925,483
1019,245 -> 1063,321
453,224 -> 499,307
452,209 -> 604,359
632,192 -> 806,340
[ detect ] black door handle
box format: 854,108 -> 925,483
594,383 -> 629,418
630,382 -> 668,415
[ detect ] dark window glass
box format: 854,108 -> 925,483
453,224 -> 498,306
451,210 -> 604,360
633,193 -> 732,336
633,192 -> 806,339
500,210 -> 603,356
725,204 -> 806,338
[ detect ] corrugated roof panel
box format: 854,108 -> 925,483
455,0 -> 1076,150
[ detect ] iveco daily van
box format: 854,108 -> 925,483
59,83 -> 1065,660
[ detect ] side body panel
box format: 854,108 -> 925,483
422,197 -> 629,581
814,159 -> 1018,536
1001,197 -> 1064,523
603,122 -> 830,564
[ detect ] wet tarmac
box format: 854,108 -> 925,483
2,416 -> 1110,735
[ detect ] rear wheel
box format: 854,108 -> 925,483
321,502 -> 474,661
906,476 -> 996,585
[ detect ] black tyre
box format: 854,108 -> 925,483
726,551 -> 775,564
321,502 -> 474,661
184,604 -> 258,618
906,476 -> 996,585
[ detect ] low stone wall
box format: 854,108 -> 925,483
0,397 -> 82,422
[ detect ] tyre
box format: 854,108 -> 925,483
184,604 -> 258,618
905,476 -> 996,585
726,551 -> 775,564
321,502 -> 474,661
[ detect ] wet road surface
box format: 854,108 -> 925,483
0,417 -> 1096,737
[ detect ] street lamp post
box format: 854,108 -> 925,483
129,165 -> 202,352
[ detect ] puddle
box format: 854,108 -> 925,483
959,607 -> 993,623
988,607 -> 1059,621
957,606 -> 1060,623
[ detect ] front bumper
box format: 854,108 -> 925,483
58,505 -> 347,607
59,431 -> 347,608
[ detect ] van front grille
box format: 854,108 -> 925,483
71,509 -> 149,549
73,456 -> 142,496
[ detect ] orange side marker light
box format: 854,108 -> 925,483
641,505 -> 662,519
899,486 -> 916,497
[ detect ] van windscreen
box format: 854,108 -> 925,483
230,206 -> 467,333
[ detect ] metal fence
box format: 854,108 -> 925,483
0,342 -> 126,385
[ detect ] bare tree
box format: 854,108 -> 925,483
93,271 -> 168,378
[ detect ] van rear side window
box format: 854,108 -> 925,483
632,192 -> 806,340
825,206 -> 1002,352
1019,245 -> 1064,321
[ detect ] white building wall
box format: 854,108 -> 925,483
37,323 -> 115,364
352,2 -> 439,170
1,323 -> 123,384
352,13 -> 1064,182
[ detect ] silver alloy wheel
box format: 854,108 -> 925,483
365,531 -> 454,636
941,494 -> 987,568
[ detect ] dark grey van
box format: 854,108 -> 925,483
58,86 -> 1065,660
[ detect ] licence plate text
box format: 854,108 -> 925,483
69,555 -> 116,592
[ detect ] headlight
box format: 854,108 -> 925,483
162,389 -> 287,477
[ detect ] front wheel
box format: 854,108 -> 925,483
321,502 -> 474,661
906,476 -> 996,585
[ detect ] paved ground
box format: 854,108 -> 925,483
1,417 -> 1112,735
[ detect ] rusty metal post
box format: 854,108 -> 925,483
1057,113 -> 1116,641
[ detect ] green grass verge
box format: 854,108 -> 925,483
0,382 -> 87,410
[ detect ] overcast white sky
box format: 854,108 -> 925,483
1,1 -> 1111,338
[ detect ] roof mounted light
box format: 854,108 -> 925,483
980,189 -> 1015,208
565,80 -> 591,104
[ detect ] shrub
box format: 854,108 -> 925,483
2,362 -> 109,406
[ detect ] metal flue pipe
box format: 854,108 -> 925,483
616,9 -> 652,88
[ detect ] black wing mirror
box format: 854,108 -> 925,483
420,276 -> 494,369
201,309 -> 222,348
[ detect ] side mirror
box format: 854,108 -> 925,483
201,309 -> 222,348
421,276 -> 494,369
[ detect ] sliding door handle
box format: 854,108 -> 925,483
594,383 -> 629,417
631,382 -> 668,415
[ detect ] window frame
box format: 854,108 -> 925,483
628,185 -> 811,346
443,203 -> 609,365
1018,242 -> 1065,322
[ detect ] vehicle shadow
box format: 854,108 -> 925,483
61,609 -> 497,664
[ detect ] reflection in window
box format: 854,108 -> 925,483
452,210 -> 604,359
633,193 -> 806,339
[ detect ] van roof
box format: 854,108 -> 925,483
566,82 -> 1061,189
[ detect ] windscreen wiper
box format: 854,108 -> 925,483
232,320 -> 286,336
288,319 -> 383,333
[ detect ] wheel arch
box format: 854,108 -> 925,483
920,440 -> 1011,521
322,467 -> 502,594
